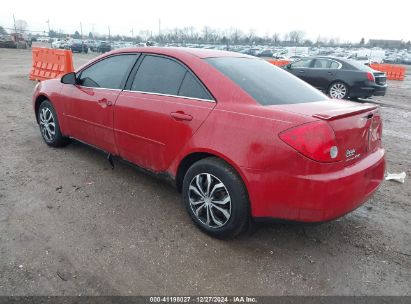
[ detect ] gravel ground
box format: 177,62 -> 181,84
0,47 -> 410,296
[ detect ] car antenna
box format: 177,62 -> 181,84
107,153 -> 114,169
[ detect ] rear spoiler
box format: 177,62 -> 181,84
313,105 -> 378,121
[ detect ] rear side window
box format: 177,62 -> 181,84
131,55 -> 186,95
78,55 -> 136,89
313,59 -> 331,69
330,61 -> 340,69
178,72 -> 211,100
206,57 -> 327,106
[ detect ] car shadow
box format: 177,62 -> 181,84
64,139 -> 378,257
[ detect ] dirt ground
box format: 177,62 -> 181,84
0,47 -> 410,296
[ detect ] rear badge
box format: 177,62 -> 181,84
346,148 -> 361,161
346,149 -> 356,158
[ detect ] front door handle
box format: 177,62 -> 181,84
97,98 -> 112,107
299,70 -> 305,73
171,111 -> 193,121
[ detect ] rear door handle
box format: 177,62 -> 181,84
171,111 -> 193,121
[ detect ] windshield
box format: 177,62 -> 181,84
206,57 -> 327,106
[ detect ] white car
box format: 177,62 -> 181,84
37,37 -> 50,43
51,39 -> 65,49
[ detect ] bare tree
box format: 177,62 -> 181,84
333,37 -> 340,45
88,25 -> 348,47
246,28 -> 256,44
210,28 -> 221,43
202,26 -> 211,42
272,32 -> 281,45
288,30 -> 305,45
229,28 -> 243,44
303,39 -> 313,46
0,26 -> 7,35
15,19 -> 28,33
316,35 -> 328,46
186,26 -> 197,42
138,30 -> 151,41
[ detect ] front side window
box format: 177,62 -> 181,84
206,57 -> 327,106
131,55 -> 186,95
78,55 -> 136,89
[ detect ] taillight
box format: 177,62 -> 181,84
371,115 -> 382,140
369,114 -> 383,150
367,72 -> 375,82
279,121 -> 341,163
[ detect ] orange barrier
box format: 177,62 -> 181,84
29,47 -> 74,81
268,60 -> 291,67
370,63 -> 405,81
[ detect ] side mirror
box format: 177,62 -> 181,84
286,64 -> 292,69
61,72 -> 77,85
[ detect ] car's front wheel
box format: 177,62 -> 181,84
328,82 -> 349,99
38,100 -> 69,147
182,157 -> 250,239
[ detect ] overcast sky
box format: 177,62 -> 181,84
0,0 -> 409,42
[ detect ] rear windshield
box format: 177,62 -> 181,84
206,57 -> 327,105
345,59 -> 373,71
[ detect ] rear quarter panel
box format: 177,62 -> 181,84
167,103 -> 314,183
335,69 -> 367,89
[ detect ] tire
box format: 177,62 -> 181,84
328,81 -> 349,99
38,100 -> 69,147
182,157 -> 250,239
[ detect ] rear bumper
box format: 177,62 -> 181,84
71,46 -> 86,52
245,149 -> 385,222
350,83 -> 387,98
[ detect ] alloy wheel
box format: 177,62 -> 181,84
329,83 -> 347,99
188,173 -> 232,228
39,107 -> 56,142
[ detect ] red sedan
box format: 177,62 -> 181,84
33,47 -> 385,238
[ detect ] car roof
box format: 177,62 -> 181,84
297,56 -> 371,70
297,56 -> 340,61
305,56 -> 359,64
109,47 -> 253,59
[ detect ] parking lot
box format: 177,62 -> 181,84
0,47 -> 410,296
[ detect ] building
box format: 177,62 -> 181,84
368,39 -> 403,48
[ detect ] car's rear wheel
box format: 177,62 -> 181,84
328,82 -> 349,99
182,157 -> 250,239
38,100 -> 69,147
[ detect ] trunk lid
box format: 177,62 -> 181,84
277,101 -> 382,165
